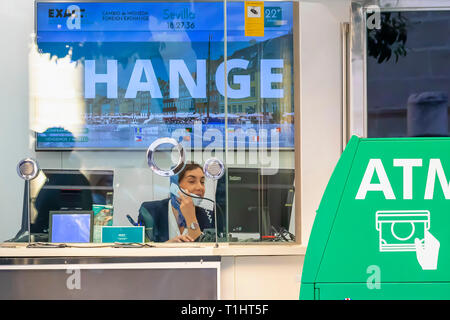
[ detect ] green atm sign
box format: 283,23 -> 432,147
300,136 -> 450,300
357,158 -> 445,271
356,158 -> 450,201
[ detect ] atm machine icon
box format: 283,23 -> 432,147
375,210 -> 430,252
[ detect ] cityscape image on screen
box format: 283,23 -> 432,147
35,1 -> 294,150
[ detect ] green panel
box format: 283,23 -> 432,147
298,283 -> 315,300
316,283 -> 450,300
316,138 -> 450,284
300,136 -> 360,286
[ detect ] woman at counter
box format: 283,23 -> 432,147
138,162 -> 215,242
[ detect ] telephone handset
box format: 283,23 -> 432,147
170,183 -> 203,206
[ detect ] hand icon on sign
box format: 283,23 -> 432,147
414,230 -> 440,270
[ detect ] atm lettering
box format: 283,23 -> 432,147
394,159 -> 422,200
356,158 -> 450,200
425,159 -> 450,199
356,159 -> 396,200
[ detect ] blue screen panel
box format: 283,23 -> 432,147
35,1 -> 295,150
50,213 -> 92,243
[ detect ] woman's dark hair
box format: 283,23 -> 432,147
178,162 -> 203,182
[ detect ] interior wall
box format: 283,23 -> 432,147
300,0 -> 351,245
0,0 -> 34,241
0,0 -> 351,300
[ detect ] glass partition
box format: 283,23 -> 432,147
1,0 -> 297,245
224,1 -> 296,242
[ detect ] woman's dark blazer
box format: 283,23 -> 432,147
138,198 -> 215,242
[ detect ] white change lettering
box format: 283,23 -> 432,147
84,59 -> 284,99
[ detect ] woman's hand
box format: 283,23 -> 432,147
177,191 -> 196,222
177,191 -> 202,241
166,235 -> 194,243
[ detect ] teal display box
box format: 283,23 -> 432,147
101,226 -> 145,243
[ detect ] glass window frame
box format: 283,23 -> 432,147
30,0 -> 301,248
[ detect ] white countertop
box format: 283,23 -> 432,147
0,242 -> 306,257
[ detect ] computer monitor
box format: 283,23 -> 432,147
29,169 -> 114,235
225,168 -> 295,238
49,211 -> 93,243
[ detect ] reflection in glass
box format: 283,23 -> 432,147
146,137 -> 186,177
367,11 -> 450,138
23,1 -> 296,244
33,1 -> 294,151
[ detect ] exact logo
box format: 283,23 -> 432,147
47,5 -> 85,30
48,5 -> 85,30
48,7 -> 85,19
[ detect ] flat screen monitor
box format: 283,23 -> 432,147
49,211 -> 93,243
34,1 -> 295,150
29,169 -> 114,235
226,168 -> 295,237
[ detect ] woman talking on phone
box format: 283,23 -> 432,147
138,162 -> 215,242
